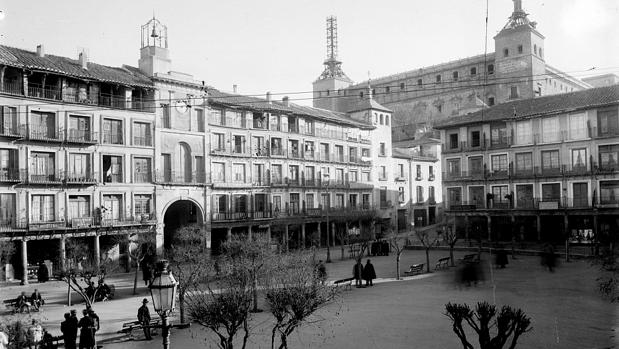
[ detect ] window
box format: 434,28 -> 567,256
349,194 -> 358,208
289,165 -> 300,183
335,194 -> 345,208
68,196 -> 90,222
320,143 -> 329,160
534,44 -> 538,55
398,187 -> 405,203
600,181 -> 619,204
515,120 -> 532,144
503,48 -> 509,57
271,164 -> 282,184
194,109 -> 205,132
417,79 -> 422,86
385,86 -> 390,94
597,107 -> 619,137
416,164 -> 422,179
30,111 -> 56,139
362,171 -> 371,182
379,114 -> 384,125
470,130 -> 481,148
379,143 -> 386,156
226,110 -> 246,128
306,193 -> 315,209
447,187 -> 462,206
212,162 -> 225,182
133,122 -> 152,146
0,149 -> 17,180
321,193 -> 330,209
488,96 -> 495,106
161,154 -> 171,181
134,194 -> 151,218
541,150 -> 560,172
361,148 -> 370,158
487,64 -> 494,74
491,154 -> 508,173
542,117 -> 560,142
416,186 -> 424,202
515,152 -> 533,172
516,184 -> 534,208
429,165 -> 434,178
213,133 -> 225,151
470,67 -> 477,76
541,183 -> 561,201
452,71 -> 459,81
436,75 -> 441,83
233,163 -> 246,182
447,159 -> 461,177
573,183 -> 589,207
271,138 -> 284,156
539,48 -> 543,58
571,148 -> 587,169
30,152 -> 55,181
491,123 -> 507,145
0,106 -> 18,135
133,157 -> 152,183
436,105 -> 442,113
31,195 -> 55,222
103,155 -> 123,183
569,113 -> 587,139
233,135 -> 246,154
386,115 -> 389,126
103,118 -> 123,144
469,156 -> 483,176
492,186 -> 509,203
232,195 -> 248,213
449,133 -> 459,149
599,145 -> 619,170
349,147 -> 358,162
380,187 -> 388,207
517,45 -> 523,54
379,166 -> 387,180
510,86 -> 519,99
349,170 -> 358,182
400,82 -> 405,90
68,115 -> 91,141
429,186 -> 435,202
362,193 -> 371,208
161,104 -> 171,128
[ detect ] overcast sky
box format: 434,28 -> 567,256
2,0 -> 618,105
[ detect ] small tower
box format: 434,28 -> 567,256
494,0 -> 545,101
138,16 -> 171,77
312,16 -> 353,112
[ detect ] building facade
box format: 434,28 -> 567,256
434,84 -> 619,243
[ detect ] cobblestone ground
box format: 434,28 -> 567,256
1,248 -> 616,348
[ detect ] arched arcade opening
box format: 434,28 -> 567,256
163,200 -> 203,250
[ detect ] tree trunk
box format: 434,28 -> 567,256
396,253 -> 401,280
252,272 -> 260,312
449,245 -> 455,267
67,283 -> 71,306
425,248 -> 430,273
133,261 -> 139,295
565,239 -> 570,262
340,243 -> 344,260
179,291 -> 185,323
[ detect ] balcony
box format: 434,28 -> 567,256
27,125 -> 62,142
512,168 -> 534,178
66,129 -> 98,144
134,172 -> 153,183
211,211 -> 273,222
592,126 -> 619,139
271,147 -> 286,157
132,136 -> 152,147
155,170 -> 208,185
102,133 -> 123,145
428,173 -> 435,181
487,136 -> 511,150
0,123 -> 25,139
487,170 -> 509,180
396,174 -> 407,182
539,166 -> 562,177
288,149 -> 303,159
27,171 -> 62,184
443,141 -> 463,154
443,171 -> 463,181
65,171 -> 98,184
0,168 -> 22,183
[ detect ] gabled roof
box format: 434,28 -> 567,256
0,45 -> 153,88
347,98 -> 392,113
434,84 -> 619,129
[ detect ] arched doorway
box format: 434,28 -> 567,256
163,200 -> 203,249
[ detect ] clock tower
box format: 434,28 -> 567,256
138,16 -> 172,77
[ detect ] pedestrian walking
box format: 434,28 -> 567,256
542,243 -> 556,272
142,260 -> 152,286
78,310 -> 95,349
37,262 -> 49,283
61,312 -> 78,349
362,259 -> 376,286
495,245 -> 508,268
137,298 -> 153,340
353,260 -> 364,287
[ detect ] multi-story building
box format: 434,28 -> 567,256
312,1 -> 592,141
0,44 -> 157,281
434,84 -> 619,243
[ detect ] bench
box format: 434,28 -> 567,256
3,298 -> 33,314
118,319 -> 161,340
459,254 -> 480,264
435,257 -> 451,270
404,263 -> 425,276
333,277 -> 354,290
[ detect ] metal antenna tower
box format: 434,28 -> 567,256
317,16 -> 350,81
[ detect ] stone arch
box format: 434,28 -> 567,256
161,197 -> 205,249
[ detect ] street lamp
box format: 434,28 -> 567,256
149,260 -> 178,349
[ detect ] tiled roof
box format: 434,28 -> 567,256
208,89 -> 374,129
393,137 -> 441,148
0,45 -> 153,88
434,84 -> 619,129
347,98 -> 392,113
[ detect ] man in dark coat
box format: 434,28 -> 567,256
31,289 -> 44,310
353,260 -> 364,287
362,259 -> 376,286
61,312 -> 78,349
137,298 -> 152,340
37,262 -> 49,283
16,291 -> 31,313
78,310 -> 95,349
142,261 -> 152,286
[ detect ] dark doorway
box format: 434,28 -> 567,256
163,200 -> 202,249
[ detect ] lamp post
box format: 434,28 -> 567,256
149,260 -> 183,349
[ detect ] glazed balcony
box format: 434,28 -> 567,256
64,171 -> 98,184
0,168 -> 22,183
66,129 -> 98,144
27,171 -> 63,184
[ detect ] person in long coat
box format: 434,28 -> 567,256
137,298 -> 152,340
352,260 -> 364,287
78,310 -> 95,349
37,262 -> 49,283
362,259 -> 376,286
61,312 -> 78,349
142,261 -> 152,286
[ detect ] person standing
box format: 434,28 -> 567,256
363,259 -> 376,286
37,262 -> 49,283
353,260 -> 364,287
78,310 -> 95,349
61,312 -> 78,349
142,261 -> 152,286
316,260 -> 327,285
26,319 -> 43,349
137,298 -> 152,340
0,329 -> 8,349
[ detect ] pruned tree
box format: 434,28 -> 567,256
265,252 -> 340,349
444,301 -> 532,349
387,230 -> 409,280
185,257 -> 253,349
222,234 -> 274,313
0,240 -> 14,266
56,257 -> 114,308
334,225 -> 348,261
442,224 -> 459,267
416,228 -> 440,273
128,233 -> 155,295
594,231 -> 618,302
165,224 -> 210,323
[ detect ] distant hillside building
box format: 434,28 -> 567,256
312,0 -> 593,141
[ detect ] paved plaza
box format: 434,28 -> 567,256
1,249 -> 616,348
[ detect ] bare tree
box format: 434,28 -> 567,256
387,230 -> 409,280
442,224 -> 459,267
444,301 -> 532,349
56,258 -> 114,308
0,240 -> 14,266
416,228 -> 440,273
128,233 -> 155,295
185,258 -> 253,349
165,225 -> 210,323
265,252 -> 339,349
594,231 -> 618,302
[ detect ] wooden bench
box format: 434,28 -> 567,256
459,254 -> 480,264
333,277 -> 354,290
3,298 -> 33,314
118,319 -> 161,340
435,257 -> 451,270
404,263 -> 425,276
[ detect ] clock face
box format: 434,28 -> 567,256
174,100 -> 188,114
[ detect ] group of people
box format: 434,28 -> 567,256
15,289 -> 45,312
58,307 -> 100,349
352,259 -> 376,287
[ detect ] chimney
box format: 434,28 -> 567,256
36,45 -> 45,57
233,84 -> 238,94
79,51 -> 88,70
282,96 -> 290,107
266,92 -> 272,104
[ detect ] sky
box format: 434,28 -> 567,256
1,0 -> 618,105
